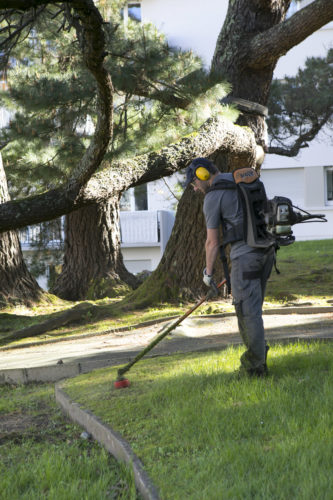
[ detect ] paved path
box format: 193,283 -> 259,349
1,308 -> 333,383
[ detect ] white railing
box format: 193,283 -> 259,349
120,210 -> 175,252
18,210 -> 176,252
120,211 -> 159,244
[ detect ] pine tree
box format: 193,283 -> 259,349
0,1 -> 232,300
267,49 -> 333,156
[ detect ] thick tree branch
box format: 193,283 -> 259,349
268,144 -> 307,157
65,0 -> 113,191
247,0 -> 333,68
0,116 -> 257,231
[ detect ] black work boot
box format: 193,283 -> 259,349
236,364 -> 267,379
248,366 -> 267,378
237,346 -> 270,378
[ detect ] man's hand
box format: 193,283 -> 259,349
203,268 -> 219,296
203,268 -> 213,287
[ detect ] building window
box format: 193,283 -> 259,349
326,167 -> 333,205
121,2 -> 142,23
120,184 -> 148,211
134,184 -> 148,210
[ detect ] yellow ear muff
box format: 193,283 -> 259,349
195,166 -> 211,181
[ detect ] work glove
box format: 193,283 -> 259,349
203,268 -> 213,287
203,268 -> 219,296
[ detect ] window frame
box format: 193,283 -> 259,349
325,166 -> 333,206
120,184 -> 148,211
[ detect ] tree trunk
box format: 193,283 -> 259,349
52,197 -> 138,301
127,183 -> 229,306
0,154 -> 42,308
135,0 -> 290,301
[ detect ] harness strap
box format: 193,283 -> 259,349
222,222 -> 243,246
273,245 -> 281,274
219,246 -> 231,294
206,180 -> 236,193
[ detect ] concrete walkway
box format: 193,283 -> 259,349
1,307 -> 333,384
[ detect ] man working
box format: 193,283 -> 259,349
186,157 -> 275,377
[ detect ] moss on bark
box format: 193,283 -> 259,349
86,276 -> 132,300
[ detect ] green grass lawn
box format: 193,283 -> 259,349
63,341 -> 333,500
1,240 -> 333,498
0,383 -> 140,499
265,239 -> 333,302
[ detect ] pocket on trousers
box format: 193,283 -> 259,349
231,261 -> 252,302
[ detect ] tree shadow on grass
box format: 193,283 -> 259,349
124,340 -> 333,393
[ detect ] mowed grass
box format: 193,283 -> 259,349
0,383 -> 140,500
265,239 -> 333,302
63,341 -> 333,500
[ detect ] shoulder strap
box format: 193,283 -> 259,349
206,179 -> 236,194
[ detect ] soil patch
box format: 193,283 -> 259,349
0,412 -> 62,445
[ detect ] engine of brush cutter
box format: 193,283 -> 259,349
265,196 -> 327,246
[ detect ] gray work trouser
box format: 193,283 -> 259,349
231,247 -> 275,370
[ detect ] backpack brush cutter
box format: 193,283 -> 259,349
114,278 -> 227,389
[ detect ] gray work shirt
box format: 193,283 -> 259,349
203,173 -> 254,260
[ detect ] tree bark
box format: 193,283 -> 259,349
0,154 -> 42,308
3,302 -> 95,343
52,197 -> 138,301
127,185 -> 226,307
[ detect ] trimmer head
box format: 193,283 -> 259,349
114,377 -> 130,389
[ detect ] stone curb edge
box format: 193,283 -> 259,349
55,384 -> 160,500
2,306 -> 333,352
